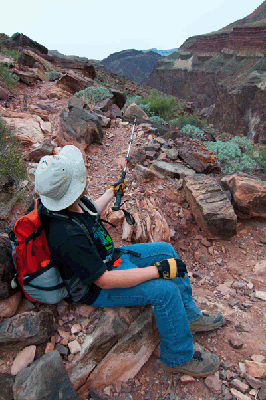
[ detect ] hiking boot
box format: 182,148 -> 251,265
160,351 -> 220,378
189,313 -> 223,334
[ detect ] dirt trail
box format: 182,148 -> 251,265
3,80 -> 266,400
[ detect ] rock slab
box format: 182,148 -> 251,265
183,175 -> 237,239
13,351 -> 79,400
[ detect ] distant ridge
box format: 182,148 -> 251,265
143,48 -> 178,56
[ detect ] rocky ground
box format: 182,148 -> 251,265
1,79 -> 266,400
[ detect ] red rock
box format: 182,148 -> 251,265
230,379 -> 249,393
230,388 -> 252,400
180,375 -> 196,384
204,375 -> 222,393
11,345 -> 36,375
0,292 -> 22,318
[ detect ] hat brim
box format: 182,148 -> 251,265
39,146 -> 86,211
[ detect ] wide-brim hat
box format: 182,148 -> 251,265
35,145 -> 86,211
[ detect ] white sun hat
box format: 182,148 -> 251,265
35,145 -> 86,211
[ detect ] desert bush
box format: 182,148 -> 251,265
150,115 -> 167,125
204,139 -> 257,173
126,95 -> 142,105
248,147 -> 266,172
74,86 -> 113,104
181,124 -> 206,141
0,117 -> 27,189
1,48 -> 20,60
45,71 -> 61,81
136,90 -> 176,120
169,114 -> 207,129
230,136 -> 254,150
0,63 -> 18,89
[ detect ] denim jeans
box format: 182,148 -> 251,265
91,242 -> 202,367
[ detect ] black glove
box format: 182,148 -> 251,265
155,258 -> 187,279
110,179 -> 128,195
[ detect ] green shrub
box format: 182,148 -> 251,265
230,136 -> 253,150
1,48 -> 20,60
45,71 -> 61,81
248,147 -> 266,171
181,124 -> 206,141
126,95 -> 142,105
169,114 -> 207,129
204,139 -> 257,173
150,115 -> 167,125
136,90 -> 176,120
0,63 -> 18,89
0,117 -> 27,189
74,86 -> 113,104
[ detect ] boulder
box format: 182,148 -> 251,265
28,141 -> 54,162
0,310 -> 55,349
0,292 -> 22,318
10,33 -> 48,54
57,71 -> 95,94
176,138 -> 221,173
134,165 -> 157,182
68,308 -> 130,390
123,103 -> 150,123
110,104 -> 122,118
152,160 -> 195,179
60,107 -> 104,145
18,49 -> 56,72
12,68 -> 38,86
79,307 -> 160,395
221,174 -> 266,218
183,175 -> 237,239
0,373 -> 15,400
13,351 -> 79,400
2,113 -> 44,144
0,86 -> 9,100
0,237 -> 14,300
68,96 -> 86,110
110,89 -> 126,109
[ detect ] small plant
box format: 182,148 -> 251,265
230,136 -> 254,151
248,146 -> 266,172
0,62 -> 19,89
0,117 -> 27,190
204,139 -> 257,173
1,48 -> 20,60
150,115 -> 167,125
169,114 -> 207,129
181,124 -> 206,141
136,90 -> 176,120
126,95 -> 143,105
45,71 -> 61,81
74,86 -> 113,104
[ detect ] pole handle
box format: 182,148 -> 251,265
112,188 -> 124,211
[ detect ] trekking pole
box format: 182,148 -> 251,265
112,118 -> 136,211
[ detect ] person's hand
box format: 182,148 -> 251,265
110,179 -> 128,196
155,258 -> 187,279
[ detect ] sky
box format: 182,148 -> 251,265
1,0 -> 264,60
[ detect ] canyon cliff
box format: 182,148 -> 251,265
101,49 -> 163,84
147,1 -> 266,142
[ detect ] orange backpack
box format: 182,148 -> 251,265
9,198 -> 69,303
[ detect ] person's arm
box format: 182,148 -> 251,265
95,187 -> 114,214
94,265 -> 159,289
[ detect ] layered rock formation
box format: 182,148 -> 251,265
102,49 -> 163,84
147,2 -> 266,142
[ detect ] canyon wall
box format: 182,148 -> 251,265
147,25 -> 266,142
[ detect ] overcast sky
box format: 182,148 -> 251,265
1,0 -> 263,60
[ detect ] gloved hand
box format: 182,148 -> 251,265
110,179 -> 128,196
155,258 -> 188,279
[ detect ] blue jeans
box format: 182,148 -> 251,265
91,242 -> 202,367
